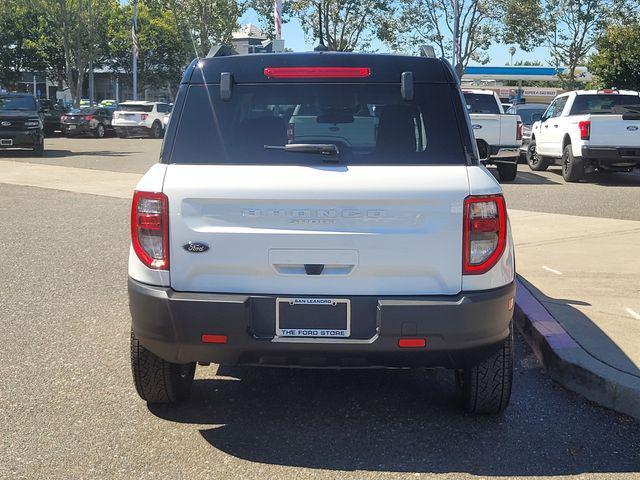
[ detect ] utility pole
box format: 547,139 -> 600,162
132,0 -> 138,100
453,0 -> 460,77
88,0 -> 94,106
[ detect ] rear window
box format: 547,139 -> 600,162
569,94 -> 640,115
118,104 -> 153,112
0,95 -> 37,111
463,93 -> 500,114
170,83 -> 467,165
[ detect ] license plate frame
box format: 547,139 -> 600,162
275,298 -> 351,338
0,139 -> 13,146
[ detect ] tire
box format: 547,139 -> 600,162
32,139 -> 44,157
130,329 -> 196,404
496,161 -> 517,182
457,324 -> 513,415
149,121 -> 163,139
94,123 -> 105,138
526,139 -> 549,171
562,144 -> 583,182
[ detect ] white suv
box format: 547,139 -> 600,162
128,52 -> 516,414
113,101 -> 171,138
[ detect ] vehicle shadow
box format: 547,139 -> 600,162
545,167 -> 640,187
488,167 -> 562,185
149,339 -> 640,476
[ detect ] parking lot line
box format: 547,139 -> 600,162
542,266 -> 563,275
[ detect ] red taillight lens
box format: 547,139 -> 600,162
201,334 -> 228,344
463,195 -> 507,275
264,67 -> 371,79
131,191 -> 169,270
287,122 -> 294,143
516,121 -> 523,141
579,120 -> 591,140
398,338 -> 426,348
84,115 -> 93,121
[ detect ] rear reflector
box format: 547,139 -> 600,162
264,67 -> 371,79
398,338 -> 426,348
202,334 -> 228,344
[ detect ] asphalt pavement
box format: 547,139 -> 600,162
1,139 -> 640,479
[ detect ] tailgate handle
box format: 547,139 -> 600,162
304,264 -> 324,275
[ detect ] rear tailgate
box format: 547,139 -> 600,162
164,164 -> 470,296
585,115 -> 640,147
469,114 -> 516,146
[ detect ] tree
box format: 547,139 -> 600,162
248,0 -> 295,39
108,1 -> 188,97
392,0 -> 500,78
0,0 -> 37,87
292,0 -> 395,52
545,0 -> 606,90
589,23 -> 640,90
501,0 -> 546,52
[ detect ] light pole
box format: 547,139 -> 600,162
453,0 -> 460,77
132,0 -> 138,101
88,0 -> 94,106
509,46 -> 516,66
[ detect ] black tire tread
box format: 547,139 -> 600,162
461,326 -> 513,414
526,140 -> 549,171
497,161 -> 517,182
130,330 -> 195,404
562,144 -> 583,182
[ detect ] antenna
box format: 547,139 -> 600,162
314,3 -> 328,51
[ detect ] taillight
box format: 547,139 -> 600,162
287,122 -> 294,143
516,120 -> 523,141
463,195 -> 507,275
84,115 -> 93,121
579,120 -> 591,140
264,66 -> 371,79
131,191 -> 169,270
61,115 -> 67,122
597,89 -> 618,94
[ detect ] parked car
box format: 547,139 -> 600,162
61,107 -> 114,138
99,99 -> 118,109
528,89 -> 640,181
128,51 -> 516,414
463,89 -> 522,182
506,103 -> 548,161
38,99 -> 66,135
0,93 -> 44,155
112,101 -> 171,138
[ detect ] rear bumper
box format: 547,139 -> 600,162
62,124 -> 91,135
114,126 -> 150,136
129,278 -> 515,368
485,146 -> 520,163
0,130 -> 42,148
581,146 -> 640,164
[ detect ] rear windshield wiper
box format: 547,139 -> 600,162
264,143 -> 340,158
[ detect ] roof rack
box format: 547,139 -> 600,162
206,45 -> 238,58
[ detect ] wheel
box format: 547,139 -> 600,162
526,139 -> 548,171
149,121 -> 163,139
130,329 -> 196,404
457,323 -> 513,414
94,123 -> 105,138
562,144 -> 583,182
32,139 -> 44,157
496,161 -> 517,182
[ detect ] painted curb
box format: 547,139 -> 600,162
515,276 -> 640,419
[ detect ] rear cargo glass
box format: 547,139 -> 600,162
170,83 -> 467,165
118,104 -> 153,112
569,94 -> 640,115
463,93 -> 501,114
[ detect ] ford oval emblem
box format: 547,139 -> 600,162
183,242 -> 209,253
0,121 -> 11,127
472,124 -> 482,129
627,125 -> 639,131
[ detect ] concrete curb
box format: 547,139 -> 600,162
515,276 -> 640,419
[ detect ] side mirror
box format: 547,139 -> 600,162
476,139 -> 489,161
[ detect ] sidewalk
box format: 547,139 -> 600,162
510,209 -> 640,418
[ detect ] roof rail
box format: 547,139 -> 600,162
420,45 -> 436,58
206,45 -> 238,58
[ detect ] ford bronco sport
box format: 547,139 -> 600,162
129,51 -> 516,414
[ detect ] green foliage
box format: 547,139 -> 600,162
501,0 -> 545,52
589,23 -> 640,90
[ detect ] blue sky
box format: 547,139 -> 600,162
240,9 -> 552,67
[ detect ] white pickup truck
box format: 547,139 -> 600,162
463,90 -> 523,182
527,89 -> 640,182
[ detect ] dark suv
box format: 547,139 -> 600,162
0,93 -> 44,155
